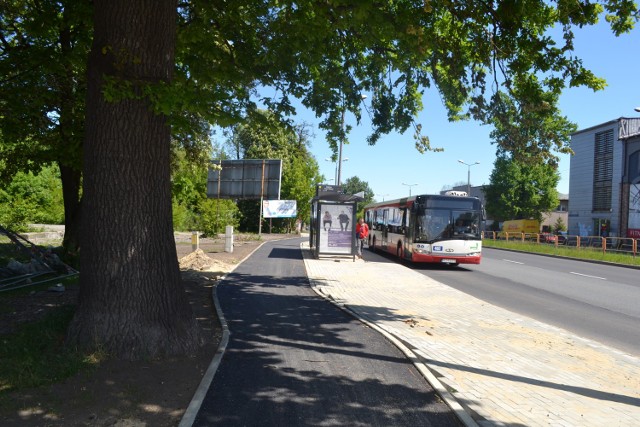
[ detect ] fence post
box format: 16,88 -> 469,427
602,237 -> 606,254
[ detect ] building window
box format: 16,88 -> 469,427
593,130 -> 613,211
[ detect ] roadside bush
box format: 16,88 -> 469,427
0,166 -> 64,231
198,199 -> 240,236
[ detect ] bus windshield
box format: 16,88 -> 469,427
415,209 -> 481,243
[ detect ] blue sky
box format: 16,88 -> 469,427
292,20 -> 640,201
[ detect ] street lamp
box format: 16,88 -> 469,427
376,193 -> 390,201
337,94 -> 367,186
458,160 -> 480,195
401,183 -> 418,196
635,107 -> 640,112
325,157 -> 348,184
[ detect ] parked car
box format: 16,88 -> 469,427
539,232 -> 557,243
556,231 -> 568,244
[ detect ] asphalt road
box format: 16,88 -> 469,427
193,237 -> 462,427
406,247 -> 640,356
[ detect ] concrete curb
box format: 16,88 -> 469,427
301,243 -> 479,427
178,283 -> 231,427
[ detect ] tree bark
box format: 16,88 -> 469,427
67,0 -> 202,359
59,163 -> 81,254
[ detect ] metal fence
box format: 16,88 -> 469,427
483,231 -> 638,257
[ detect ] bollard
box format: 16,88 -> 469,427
191,231 -> 199,251
225,225 -> 234,253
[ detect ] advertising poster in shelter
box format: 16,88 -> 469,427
318,203 -> 354,254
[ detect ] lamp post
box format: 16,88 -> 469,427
401,183 -> 418,196
337,94 -> 367,186
635,107 -> 640,112
325,157 -> 348,184
458,160 -> 480,195
376,193 -> 390,201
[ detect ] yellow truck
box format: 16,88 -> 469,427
502,219 -> 540,234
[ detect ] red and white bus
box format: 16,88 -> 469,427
363,192 -> 484,265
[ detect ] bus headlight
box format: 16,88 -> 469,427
414,244 -> 429,254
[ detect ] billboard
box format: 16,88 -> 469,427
207,159 -> 282,200
263,200 -> 297,218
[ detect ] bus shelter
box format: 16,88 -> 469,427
310,185 -> 364,260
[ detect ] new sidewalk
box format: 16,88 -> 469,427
301,243 -> 640,427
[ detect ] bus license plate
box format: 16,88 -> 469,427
441,259 -> 456,264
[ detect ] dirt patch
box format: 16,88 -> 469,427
0,233 -> 295,427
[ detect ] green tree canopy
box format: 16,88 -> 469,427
224,111 -> 321,232
341,176 -> 375,218
171,0 -> 638,163
483,154 -> 560,222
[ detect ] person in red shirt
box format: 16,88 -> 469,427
355,217 -> 369,259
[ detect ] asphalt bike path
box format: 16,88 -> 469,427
191,237 -> 461,426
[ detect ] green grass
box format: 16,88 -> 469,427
0,306 -> 103,396
0,274 -> 101,401
483,239 -> 640,267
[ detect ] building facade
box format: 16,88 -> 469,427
568,117 -> 640,238
541,193 -> 569,233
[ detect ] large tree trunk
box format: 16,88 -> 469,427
59,163 -> 81,254
67,0 -> 202,360
57,14 -> 84,256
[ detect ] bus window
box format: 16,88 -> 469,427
415,210 -> 450,242
453,211 -> 480,236
389,208 -> 403,233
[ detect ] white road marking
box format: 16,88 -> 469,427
502,259 -> 524,264
570,272 -> 607,280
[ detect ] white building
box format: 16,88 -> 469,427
568,117 -> 640,238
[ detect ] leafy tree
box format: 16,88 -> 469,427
198,198 -> 241,236
0,0 -> 92,251
280,122 -> 322,230
225,112 -> 321,233
0,165 -> 64,231
0,1 -> 214,253
484,154 -> 560,222
171,146 -> 240,234
342,176 -> 375,218
553,217 -> 567,234
3,0 -> 633,358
